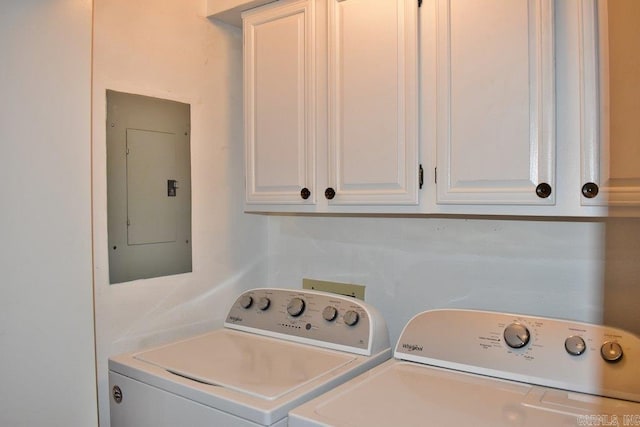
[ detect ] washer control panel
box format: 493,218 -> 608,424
224,288 -> 390,356
395,309 -> 640,402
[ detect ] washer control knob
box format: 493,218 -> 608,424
503,323 -> 530,349
239,295 -> 253,309
565,336 -> 586,356
257,297 -> 271,311
343,310 -> 360,326
322,306 -> 338,321
601,341 -> 623,363
287,297 -> 306,317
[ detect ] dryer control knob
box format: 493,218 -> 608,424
239,295 -> 253,309
565,336 -> 586,356
343,310 -> 360,326
503,323 -> 530,348
601,341 -> 623,363
257,297 -> 271,311
322,306 -> 338,321
287,297 -> 306,317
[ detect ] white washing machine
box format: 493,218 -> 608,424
108,288 -> 391,426
290,309 -> 640,426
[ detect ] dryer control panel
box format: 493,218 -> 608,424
224,288 -> 389,356
395,309 -> 640,403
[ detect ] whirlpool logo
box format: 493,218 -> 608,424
228,316 -> 243,323
402,343 -> 423,352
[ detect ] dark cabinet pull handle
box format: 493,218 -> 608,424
325,187 -> 336,200
535,183 -> 552,199
300,187 -> 311,200
581,182 -> 599,199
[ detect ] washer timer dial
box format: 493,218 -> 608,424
257,297 -> 271,311
239,295 -> 253,309
322,306 -> 338,321
503,323 -> 530,349
287,297 -> 306,317
343,310 -> 360,326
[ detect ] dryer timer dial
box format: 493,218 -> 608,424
503,323 -> 530,348
601,341 -> 623,363
565,335 -> 586,356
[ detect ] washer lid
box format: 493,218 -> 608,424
134,329 -> 356,400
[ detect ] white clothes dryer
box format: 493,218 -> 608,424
109,288 -> 391,427
289,309 -> 640,427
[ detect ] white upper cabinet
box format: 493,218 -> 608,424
240,0 -> 634,216
243,0 -> 419,211
243,0 -> 316,205
434,0 -> 556,205
580,0 -> 640,210
327,0 -> 419,205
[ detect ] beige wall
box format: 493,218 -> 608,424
92,1 -> 267,424
3,1 -> 632,424
0,1 -> 97,426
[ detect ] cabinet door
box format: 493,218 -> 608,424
244,0 -> 316,204
435,0 -> 555,205
327,0 -> 419,205
580,0 -> 640,207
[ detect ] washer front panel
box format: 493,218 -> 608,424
109,371 -> 287,427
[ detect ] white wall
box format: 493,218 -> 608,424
267,216 -> 606,345
92,1 -> 267,425
0,1 -> 97,426
88,1 -> 640,425
266,214 -> 640,354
